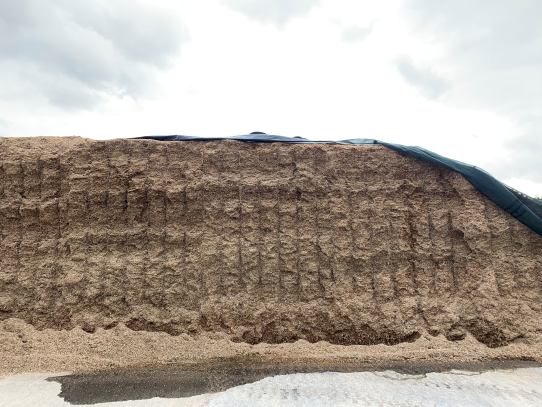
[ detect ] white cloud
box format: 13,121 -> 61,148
224,0 -> 320,26
341,25 -> 372,42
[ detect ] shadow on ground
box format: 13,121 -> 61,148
47,356 -> 541,405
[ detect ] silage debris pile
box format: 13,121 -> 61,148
0,137 -> 541,373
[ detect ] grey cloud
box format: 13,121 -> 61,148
490,118 -> 542,183
224,0 -> 320,26
0,0 -> 186,108
404,0 -> 542,189
0,118 -> 8,136
395,56 -> 449,99
405,0 -> 542,113
341,25 -> 372,42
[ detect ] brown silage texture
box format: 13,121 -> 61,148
0,136 -> 541,348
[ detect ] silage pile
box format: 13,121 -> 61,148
0,137 -> 541,374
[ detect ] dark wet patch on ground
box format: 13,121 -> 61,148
48,357 -> 542,405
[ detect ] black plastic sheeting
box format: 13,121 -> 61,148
136,134 -> 542,237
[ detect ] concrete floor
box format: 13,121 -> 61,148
1,368 -> 542,406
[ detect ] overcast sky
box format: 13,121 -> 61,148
1,0 -> 540,196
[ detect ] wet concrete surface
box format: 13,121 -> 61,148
47,356 -> 542,405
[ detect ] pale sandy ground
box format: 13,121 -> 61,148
1,368 -> 542,407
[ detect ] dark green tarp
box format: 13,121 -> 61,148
137,133 -> 542,237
